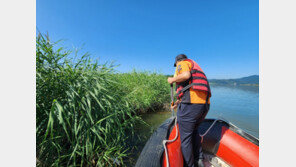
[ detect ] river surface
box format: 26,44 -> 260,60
132,85 -> 259,165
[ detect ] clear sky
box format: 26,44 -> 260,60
37,0 -> 258,79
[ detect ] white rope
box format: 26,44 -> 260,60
163,116 -> 178,167
163,84 -> 179,167
199,119 -> 218,143
163,116 -> 218,167
164,84 -> 217,166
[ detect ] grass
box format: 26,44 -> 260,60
113,71 -> 170,113
36,33 -> 170,166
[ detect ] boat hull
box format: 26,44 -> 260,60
135,117 -> 259,167
200,119 -> 259,167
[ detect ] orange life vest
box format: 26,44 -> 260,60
176,59 -> 211,102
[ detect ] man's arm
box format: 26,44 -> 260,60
167,71 -> 191,84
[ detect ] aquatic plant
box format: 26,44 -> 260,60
113,71 -> 170,113
36,33 -> 169,166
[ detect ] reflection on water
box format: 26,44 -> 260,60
130,111 -> 172,166
135,111 -> 172,148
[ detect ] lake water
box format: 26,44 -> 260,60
132,85 -> 259,165
141,85 -> 259,138
207,85 -> 259,138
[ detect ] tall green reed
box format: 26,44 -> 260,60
113,71 -> 170,113
36,33 -> 142,166
36,33 -> 170,166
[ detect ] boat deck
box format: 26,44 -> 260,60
202,153 -> 230,167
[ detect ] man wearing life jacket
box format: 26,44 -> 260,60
167,54 -> 211,167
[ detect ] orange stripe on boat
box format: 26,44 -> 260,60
162,124 -> 183,167
216,126 -> 259,167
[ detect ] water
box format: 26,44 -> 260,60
132,85 -> 259,165
207,85 -> 259,138
140,85 -> 259,138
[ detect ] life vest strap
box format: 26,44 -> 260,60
176,59 -> 211,101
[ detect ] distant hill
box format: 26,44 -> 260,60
209,75 -> 259,86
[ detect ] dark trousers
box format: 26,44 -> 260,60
177,103 -> 209,167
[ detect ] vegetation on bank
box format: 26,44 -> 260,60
36,33 -> 170,167
113,72 -> 169,113
209,75 -> 259,86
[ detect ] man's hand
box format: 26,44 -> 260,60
168,71 -> 191,84
171,100 -> 180,110
171,103 -> 178,110
167,77 -> 175,84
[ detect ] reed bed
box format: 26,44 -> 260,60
113,71 -> 170,113
36,33 -> 170,166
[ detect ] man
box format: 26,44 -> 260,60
167,54 -> 211,167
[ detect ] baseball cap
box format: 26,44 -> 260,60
174,54 -> 188,67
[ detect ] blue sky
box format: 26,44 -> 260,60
37,0 -> 258,79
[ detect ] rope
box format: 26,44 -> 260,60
162,116 -> 178,167
163,84 -> 178,167
163,84 -> 217,167
163,118 -> 218,167
199,119 -> 218,143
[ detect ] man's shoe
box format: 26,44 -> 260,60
197,159 -> 204,167
194,159 -> 205,167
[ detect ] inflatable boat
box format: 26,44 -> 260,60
135,117 -> 259,167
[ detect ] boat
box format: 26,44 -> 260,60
135,117 -> 259,167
